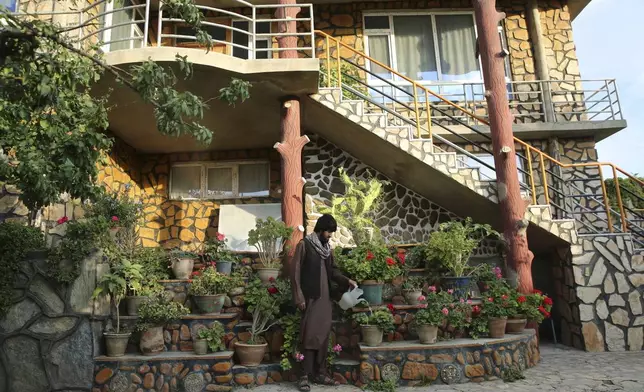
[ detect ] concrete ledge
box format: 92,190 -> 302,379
94,350 -> 234,361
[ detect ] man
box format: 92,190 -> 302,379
290,214 -> 357,391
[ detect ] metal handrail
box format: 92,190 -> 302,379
314,30 -> 642,243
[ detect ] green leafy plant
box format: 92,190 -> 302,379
468,314 -> 489,339
335,244 -> 402,283
92,263 -> 129,334
0,222 -> 45,316
425,218 -> 499,277
519,290 -> 553,324
132,247 -> 170,281
444,300 -> 472,339
85,191 -> 142,229
318,60 -> 368,101
404,245 -> 427,269
402,276 -> 426,291
197,322 -> 226,352
204,232 -> 238,263
279,312 -> 302,371
481,293 -> 517,319
169,249 -> 198,261
413,289 -> 452,327
502,366 -> 525,382
605,176 -> 644,210
189,266 -> 235,296
135,294 -> 189,332
243,278 -> 291,344
352,310 -> 395,332
318,168 -> 386,246
247,217 -> 294,268
364,379 -> 398,392
119,260 -> 144,296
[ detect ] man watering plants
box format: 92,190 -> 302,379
290,214 -> 357,391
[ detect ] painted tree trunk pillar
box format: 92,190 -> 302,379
275,0 -> 301,59
473,0 -> 535,294
275,97 -> 308,270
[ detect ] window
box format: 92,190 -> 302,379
232,20 -> 272,59
101,0 -> 145,51
0,0 -> 17,12
170,162 -> 270,200
464,153 -> 524,183
175,22 -> 227,46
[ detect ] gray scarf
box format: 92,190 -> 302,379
305,233 -> 331,259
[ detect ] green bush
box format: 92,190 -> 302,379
197,322 -> 226,352
133,247 -> 170,280
136,295 -> 189,332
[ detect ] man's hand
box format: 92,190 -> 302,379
297,302 -> 306,311
348,279 -> 358,289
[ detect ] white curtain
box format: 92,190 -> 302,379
367,35 -> 392,79
393,16 -> 437,80
170,166 -> 201,199
207,168 -> 234,198
435,14 -> 480,81
105,0 -> 142,51
239,164 -> 269,197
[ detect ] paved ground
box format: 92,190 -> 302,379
253,344 -> 644,391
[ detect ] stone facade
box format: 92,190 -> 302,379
0,251 -> 108,392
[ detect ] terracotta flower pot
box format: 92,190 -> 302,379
194,338 -> 208,355
235,342 -> 267,367
361,281 -> 383,306
417,324 -> 438,344
361,325 -> 383,347
192,294 -> 225,314
140,326 -> 165,355
506,317 -> 527,334
172,258 -> 195,280
403,289 -> 423,305
104,332 -> 131,357
125,296 -> 148,316
488,317 -> 508,338
256,268 -> 280,285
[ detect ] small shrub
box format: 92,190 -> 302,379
197,322 -> 226,352
502,366 -> 525,382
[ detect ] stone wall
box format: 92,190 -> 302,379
572,234 -> 643,352
0,251 -> 108,392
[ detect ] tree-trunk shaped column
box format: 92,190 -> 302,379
275,97 -> 308,268
275,0 -> 301,59
473,0 -> 535,294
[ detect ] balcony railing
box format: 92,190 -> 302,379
15,0 -> 315,58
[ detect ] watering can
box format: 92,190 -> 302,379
338,286 -> 364,310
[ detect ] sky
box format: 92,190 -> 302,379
573,0 -> 644,176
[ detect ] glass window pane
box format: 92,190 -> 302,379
367,35 -> 392,80
435,15 -> 480,81
170,166 -> 201,199
207,168 -> 234,198
239,164 -> 269,197
233,21 -> 250,59
365,16 -> 390,30
257,21 -> 271,34
255,40 -> 269,59
393,16 -> 437,81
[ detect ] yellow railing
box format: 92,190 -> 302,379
315,30 -> 644,237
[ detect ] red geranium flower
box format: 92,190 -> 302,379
57,216 -> 69,225
267,287 -> 278,295
111,216 -> 119,222
488,297 -> 494,302
387,304 -> 395,313
472,305 -> 481,314
533,289 -> 543,295
216,232 -> 225,241
366,251 -> 374,261
397,252 -> 406,265
543,297 -> 553,306
269,277 -> 276,283
386,257 -> 396,266
191,270 -> 201,277
501,294 -> 508,300
518,296 -> 526,303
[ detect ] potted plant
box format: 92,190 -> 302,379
117,260 -> 143,316
189,266 -> 234,314
136,295 -> 189,355
481,292 -> 517,338
520,290 -> 553,326
402,276 -> 426,305
86,191 -> 141,238
414,288 -> 451,344
425,218 -> 499,299
169,249 -> 198,279
335,244 -> 402,305
204,232 -> 239,275
92,263 -> 131,357
248,217 -> 294,284
235,277 -> 291,366
194,322 -> 226,355
352,310 -> 395,347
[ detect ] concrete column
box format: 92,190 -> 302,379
526,0 -> 556,123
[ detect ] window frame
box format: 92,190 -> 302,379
101,0 -> 145,52
169,160 -> 271,201
231,17 -> 272,59
362,11 -> 510,88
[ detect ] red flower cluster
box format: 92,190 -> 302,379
397,251 -> 406,265
472,305 -> 481,315
191,270 -> 201,277
518,296 -> 526,303
111,216 -> 119,222
268,277 -> 275,283
538,305 -> 550,318
386,304 -> 395,313
57,216 -> 69,225
533,289 -> 543,295
209,261 -> 216,268
386,257 -> 396,266
366,251 -> 375,261
543,297 -> 553,306
267,287 -> 278,295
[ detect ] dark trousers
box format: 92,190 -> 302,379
301,344 -> 329,379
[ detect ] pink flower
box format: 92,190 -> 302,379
56,216 -> 69,225
447,289 -> 454,294
66,131 -> 72,136
418,303 -> 428,309
441,308 -> 449,315
111,216 -> 119,222
467,299 -> 473,304
459,298 -> 465,303
472,305 -> 481,314
428,286 -> 437,293
488,297 -> 494,302
295,352 -> 304,362
332,344 -> 342,353
216,232 -> 225,241
417,295 -> 426,302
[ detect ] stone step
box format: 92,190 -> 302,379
93,351 -> 235,392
